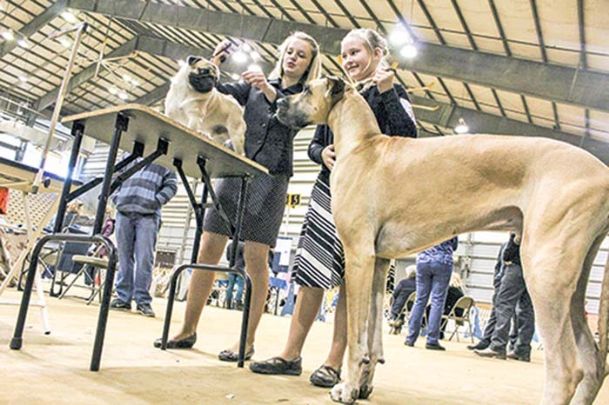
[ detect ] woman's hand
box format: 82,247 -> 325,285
242,71 -> 277,102
211,40 -> 234,66
321,144 -> 336,171
373,66 -> 395,94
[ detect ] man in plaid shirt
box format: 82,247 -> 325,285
111,159 -> 177,317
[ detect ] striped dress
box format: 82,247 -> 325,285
293,84 -> 418,289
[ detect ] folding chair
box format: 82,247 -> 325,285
389,291 -> 416,335
440,296 -> 476,342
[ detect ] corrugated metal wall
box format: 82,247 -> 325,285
83,132 -> 606,314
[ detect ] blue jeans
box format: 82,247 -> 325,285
225,272 -> 244,305
114,212 -> 159,306
407,261 -> 452,345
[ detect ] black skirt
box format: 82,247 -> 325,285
203,174 -> 289,247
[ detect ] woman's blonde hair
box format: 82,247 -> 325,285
269,31 -> 322,85
341,28 -> 388,57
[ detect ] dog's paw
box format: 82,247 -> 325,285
358,384 -> 374,400
330,383 -> 358,404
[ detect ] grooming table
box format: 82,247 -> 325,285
10,104 -> 267,371
0,157 -> 81,334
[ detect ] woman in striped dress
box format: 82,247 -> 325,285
250,28 -> 418,387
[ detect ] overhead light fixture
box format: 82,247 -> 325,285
58,37 -> 72,48
454,117 -> 469,134
109,86 -> 118,95
61,11 -> 78,23
118,91 -> 129,101
17,39 -> 29,48
250,51 -> 261,61
399,44 -> 418,59
389,25 -> 411,47
232,50 -> 248,64
1,30 -> 15,41
18,75 -> 28,83
247,64 -> 262,73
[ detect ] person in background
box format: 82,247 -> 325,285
388,265 -> 417,329
225,242 -> 245,310
110,160 -> 177,317
405,237 -> 459,351
475,233 -> 535,362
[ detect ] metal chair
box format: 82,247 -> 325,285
440,296 -> 476,342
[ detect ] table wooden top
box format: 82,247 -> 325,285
63,104 -> 268,179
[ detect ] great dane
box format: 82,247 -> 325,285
275,76 -> 609,404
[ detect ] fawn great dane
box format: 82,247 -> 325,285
276,77 -> 609,404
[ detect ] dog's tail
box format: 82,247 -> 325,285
599,230 -> 609,375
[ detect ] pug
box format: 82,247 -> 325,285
165,55 -> 245,155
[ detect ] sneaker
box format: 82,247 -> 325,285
425,342 -> 446,351
110,299 -> 131,311
404,340 -> 414,347
136,303 -> 155,317
474,347 -> 506,360
249,356 -> 302,375
507,351 -> 531,362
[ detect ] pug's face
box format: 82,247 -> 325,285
185,56 -> 219,94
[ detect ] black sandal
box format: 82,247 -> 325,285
218,347 -> 255,362
309,365 -> 341,388
249,356 -> 302,376
153,333 -> 197,349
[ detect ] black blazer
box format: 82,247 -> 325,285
217,79 -> 303,177
308,84 -> 418,179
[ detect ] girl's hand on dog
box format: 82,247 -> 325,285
322,144 -> 336,171
242,71 -> 277,102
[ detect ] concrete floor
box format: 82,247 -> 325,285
1,290 -> 608,404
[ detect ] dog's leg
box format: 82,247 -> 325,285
571,232 -> 607,405
523,238 -> 585,405
330,249 -> 376,404
357,257 -> 391,400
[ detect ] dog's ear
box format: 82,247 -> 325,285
187,55 -> 203,66
325,76 -> 346,105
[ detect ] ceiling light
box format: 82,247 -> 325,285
109,86 -> 118,95
18,75 -> 28,83
454,118 -> 469,134
130,79 -> 139,87
250,51 -> 261,61
61,11 -> 78,23
118,92 -> 129,101
399,44 -> 418,59
247,64 -> 262,73
1,30 -> 14,41
232,50 -> 248,64
17,39 -> 29,48
58,37 -> 72,48
389,26 -> 410,47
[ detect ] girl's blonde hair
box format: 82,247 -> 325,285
341,28 -> 388,57
269,31 -> 322,85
